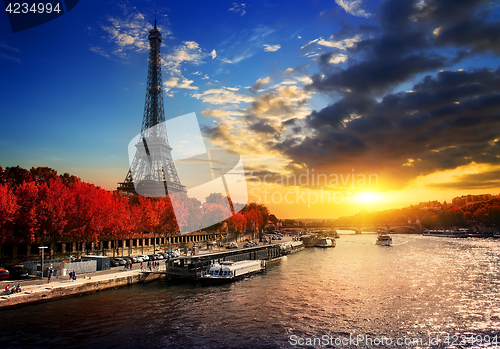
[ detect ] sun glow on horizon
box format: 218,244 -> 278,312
356,192 -> 383,204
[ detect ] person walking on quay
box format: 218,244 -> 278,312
47,268 -> 52,283
129,262 -> 132,271
5,284 -> 11,295
140,262 -> 144,271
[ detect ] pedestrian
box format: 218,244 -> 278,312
73,270 -> 76,281
129,262 -> 132,271
140,262 -> 144,271
47,268 -> 52,283
69,270 -> 72,281
16,284 -> 21,293
5,284 -> 10,295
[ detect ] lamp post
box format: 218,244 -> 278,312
38,246 -> 48,278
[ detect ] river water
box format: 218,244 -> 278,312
1,234 -> 500,349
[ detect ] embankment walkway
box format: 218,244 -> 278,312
0,266 -> 164,309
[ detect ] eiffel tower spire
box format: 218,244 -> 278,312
118,19 -> 186,196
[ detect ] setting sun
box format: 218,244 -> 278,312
356,192 -> 382,204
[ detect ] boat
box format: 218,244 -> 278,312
279,241 -> 304,255
376,233 -> 392,246
200,260 -> 265,284
301,230 -> 337,247
315,237 -> 336,248
422,229 -> 468,238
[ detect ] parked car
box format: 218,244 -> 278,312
0,269 -> 9,280
137,254 -> 149,261
8,266 -> 29,280
225,242 -> 238,249
154,254 -> 164,259
116,258 -> 127,266
111,259 -> 121,267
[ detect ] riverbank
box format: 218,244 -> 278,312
0,267 -> 164,309
0,237 -> 295,309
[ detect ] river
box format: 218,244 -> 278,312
1,234 -> 499,348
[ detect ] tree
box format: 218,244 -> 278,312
3,166 -> 33,187
38,179 -> 70,259
241,202 -> 269,232
14,181 -> 41,254
227,212 -> 246,241
136,196 -> 162,254
0,184 -> 18,262
30,167 -> 59,183
490,203 -> 500,226
420,212 -> 437,228
473,207 -> 488,225
103,193 -> 132,258
64,182 -> 112,258
202,202 -> 231,232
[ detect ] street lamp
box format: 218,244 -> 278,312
38,246 -> 48,278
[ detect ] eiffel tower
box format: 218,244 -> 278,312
118,19 -> 186,196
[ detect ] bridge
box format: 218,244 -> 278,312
280,223 -> 422,234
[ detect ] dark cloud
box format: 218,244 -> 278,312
278,68 -> 500,189
435,20 -> 500,54
276,0 -> 500,190
248,77 -> 269,94
307,94 -> 375,129
248,119 -> 277,134
307,50 -> 446,96
282,118 -> 297,126
427,170 -> 500,190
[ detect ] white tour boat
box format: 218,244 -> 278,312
376,233 -> 392,246
200,260 -> 265,284
315,237 -> 336,248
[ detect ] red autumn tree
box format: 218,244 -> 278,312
64,182 -> 113,257
38,179 -> 70,259
14,181 -> 41,253
102,193 -> 132,257
0,184 -> 18,260
227,212 -> 247,241
241,202 -> 269,231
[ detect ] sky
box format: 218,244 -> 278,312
0,0 -> 499,219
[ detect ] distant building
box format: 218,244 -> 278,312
418,200 -> 444,211
452,194 -> 494,206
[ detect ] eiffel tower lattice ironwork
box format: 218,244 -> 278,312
118,19 -> 186,196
